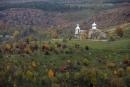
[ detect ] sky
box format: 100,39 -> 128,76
0,0 -> 130,4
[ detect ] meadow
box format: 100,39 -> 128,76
0,37 -> 130,87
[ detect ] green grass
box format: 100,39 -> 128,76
28,38 -> 130,66
62,39 -> 130,50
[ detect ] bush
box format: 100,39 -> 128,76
82,59 -> 89,66
109,36 -> 116,41
85,46 -> 89,51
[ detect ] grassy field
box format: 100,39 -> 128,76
0,35 -> 130,87
9,38 -> 129,68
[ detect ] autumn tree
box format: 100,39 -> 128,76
13,31 -> 19,38
115,27 -> 124,37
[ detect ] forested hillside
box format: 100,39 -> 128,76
80,4 -> 130,29
0,1 -> 85,12
0,0 -> 129,37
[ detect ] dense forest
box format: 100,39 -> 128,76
0,1 -> 85,12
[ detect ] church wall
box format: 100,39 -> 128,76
79,32 -> 88,39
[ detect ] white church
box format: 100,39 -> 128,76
75,22 -> 107,40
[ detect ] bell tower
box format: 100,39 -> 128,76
92,22 -> 97,30
75,24 -> 80,38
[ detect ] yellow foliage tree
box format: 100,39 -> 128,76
127,66 -> 130,73
32,61 -> 37,68
5,43 -> 11,49
13,31 -> 19,38
48,69 -> 54,78
24,46 -> 32,54
115,27 -> 124,37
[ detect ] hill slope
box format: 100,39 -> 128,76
0,1 -> 129,32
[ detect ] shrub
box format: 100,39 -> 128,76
44,51 -> 50,55
82,59 -> 89,66
25,70 -> 33,80
85,46 -> 89,51
109,36 -> 116,41
117,68 -> 125,77
75,44 -> 80,48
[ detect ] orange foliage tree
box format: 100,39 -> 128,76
115,27 -> 124,37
